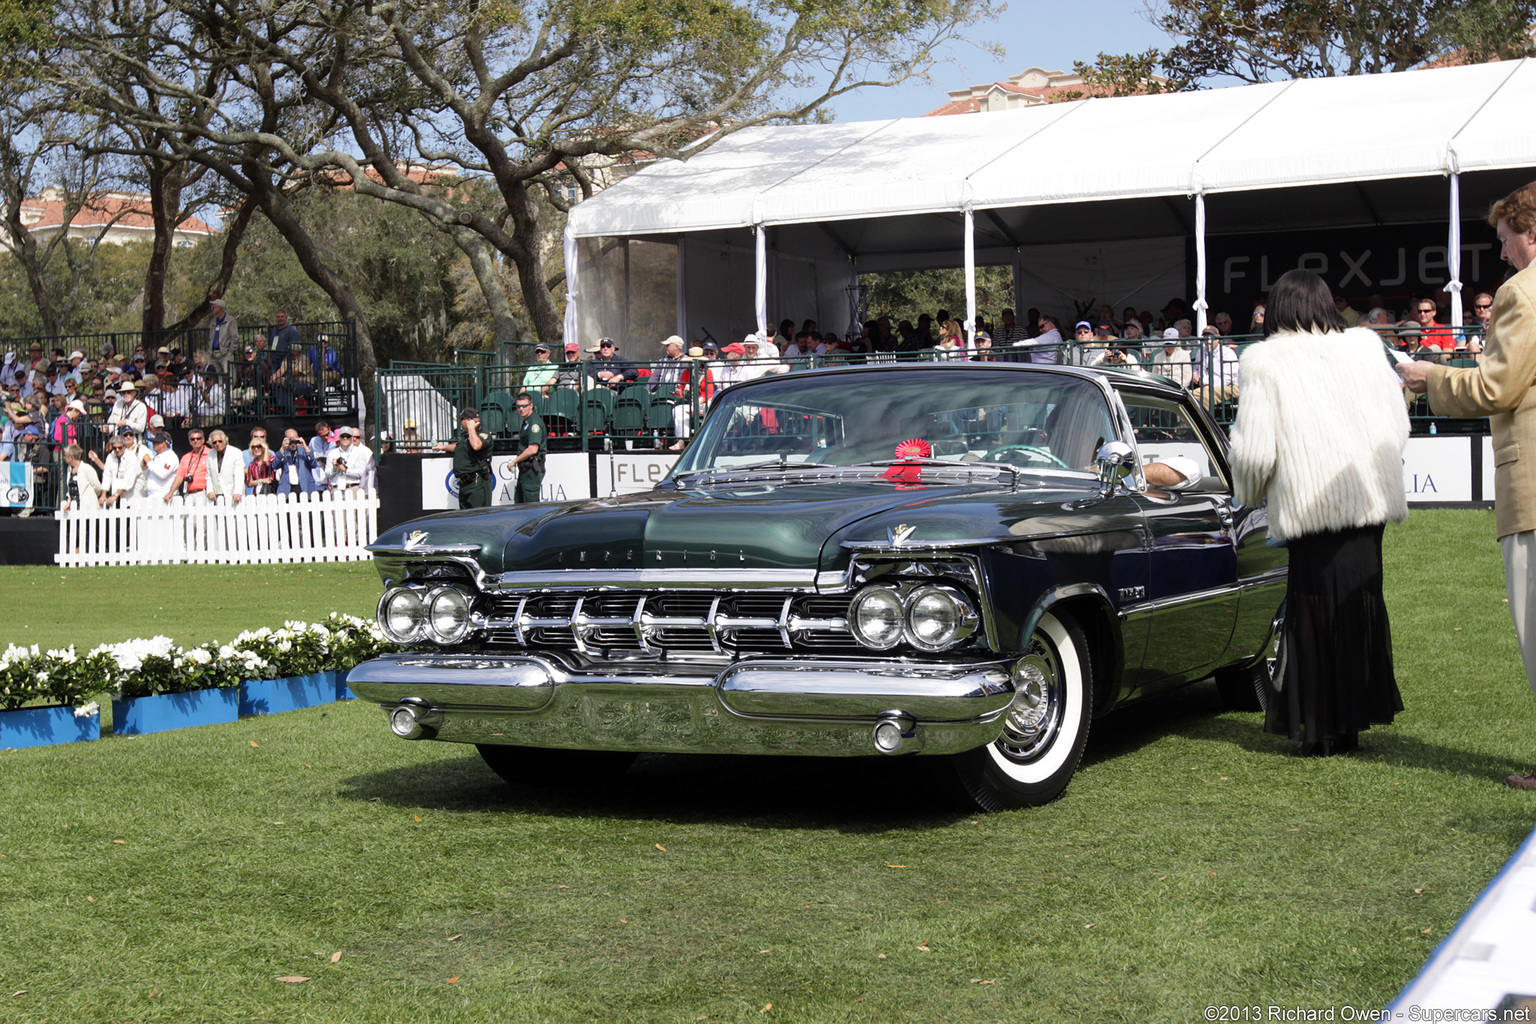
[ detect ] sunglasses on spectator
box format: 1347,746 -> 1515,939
1475,303 -> 1492,309
190,434 -> 204,441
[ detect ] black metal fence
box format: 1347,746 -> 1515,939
372,325 -> 1489,455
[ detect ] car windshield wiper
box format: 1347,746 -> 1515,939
671,456 -> 833,485
859,457 -> 1024,489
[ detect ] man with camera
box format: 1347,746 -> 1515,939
324,427 -> 373,493
273,428 -> 323,494
436,407 -> 492,509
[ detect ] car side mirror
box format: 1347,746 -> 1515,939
1094,440 -> 1136,497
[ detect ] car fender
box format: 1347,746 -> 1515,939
1016,583 -> 1125,715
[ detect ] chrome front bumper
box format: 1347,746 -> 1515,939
346,652 -> 1018,756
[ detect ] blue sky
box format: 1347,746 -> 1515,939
818,0 -> 1173,123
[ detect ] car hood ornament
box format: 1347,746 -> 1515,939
404,530 -> 430,549
888,523 -> 917,546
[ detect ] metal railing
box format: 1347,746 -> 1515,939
369,327 -> 1490,454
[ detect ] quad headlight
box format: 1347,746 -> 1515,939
849,586 -> 906,650
424,586 -> 472,644
378,585 -> 475,645
848,583 -> 977,652
904,584 -> 976,651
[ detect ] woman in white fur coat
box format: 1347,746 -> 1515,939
1229,268 -> 1410,756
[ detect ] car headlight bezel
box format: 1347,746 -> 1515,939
848,585 -> 905,650
903,583 -> 978,652
378,586 -> 427,644
423,585 -> 473,645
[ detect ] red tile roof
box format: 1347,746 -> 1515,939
19,193 -> 215,235
924,67 -> 1164,117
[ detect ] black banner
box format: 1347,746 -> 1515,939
1205,222 -> 1507,311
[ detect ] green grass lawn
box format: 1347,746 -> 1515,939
2,510 -> 1535,1023
0,563 -> 382,650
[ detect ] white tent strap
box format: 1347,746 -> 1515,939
562,226 -> 579,346
1193,193 -> 1209,330
1448,173 -> 1464,329
964,206 -> 977,348
755,225 -> 768,338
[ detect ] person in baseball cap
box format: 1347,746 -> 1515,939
433,408 -> 492,508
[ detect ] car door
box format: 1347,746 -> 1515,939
1114,385 -> 1240,688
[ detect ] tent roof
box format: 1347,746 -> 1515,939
568,59 -> 1536,242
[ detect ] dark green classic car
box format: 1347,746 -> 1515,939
350,363 -> 1285,810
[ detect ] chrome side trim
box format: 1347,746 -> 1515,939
1118,566 -> 1286,616
1118,580 -> 1246,616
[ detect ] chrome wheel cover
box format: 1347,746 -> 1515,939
996,645 -> 1062,763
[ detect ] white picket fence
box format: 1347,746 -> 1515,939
54,490 -> 380,567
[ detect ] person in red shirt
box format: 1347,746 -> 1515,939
163,429 -> 212,504
1413,298 -> 1457,354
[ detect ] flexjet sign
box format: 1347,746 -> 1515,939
1210,224 -> 1498,299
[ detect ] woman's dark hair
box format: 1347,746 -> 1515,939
1264,269 -> 1347,337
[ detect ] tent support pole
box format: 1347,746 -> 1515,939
755,225 -> 768,338
1448,172 -> 1464,331
1193,192 -> 1208,334
964,205 -> 977,349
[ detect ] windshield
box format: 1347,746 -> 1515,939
670,368 -> 1118,478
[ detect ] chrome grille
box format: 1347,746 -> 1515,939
477,588 -> 860,657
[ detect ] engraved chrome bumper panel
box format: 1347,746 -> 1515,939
346,652 -> 1016,756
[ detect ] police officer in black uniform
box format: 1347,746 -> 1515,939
436,407 -> 493,509
510,391 -> 546,503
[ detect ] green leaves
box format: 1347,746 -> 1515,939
1081,0 -> 1536,90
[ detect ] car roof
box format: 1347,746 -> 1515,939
728,359 -> 1192,400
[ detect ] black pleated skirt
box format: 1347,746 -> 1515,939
1265,524 -> 1403,744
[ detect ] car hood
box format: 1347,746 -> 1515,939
373,476 -> 1101,577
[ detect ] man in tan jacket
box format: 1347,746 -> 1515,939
1401,179 -> 1536,790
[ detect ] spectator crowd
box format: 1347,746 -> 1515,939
3,403 -> 373,513
518,288 -> 1492,432
1,306 -> 364,512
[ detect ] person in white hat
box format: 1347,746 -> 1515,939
669,346 -> 717,449
64,349 -> 87,387
1151,327 -> 1193,387
649,335 -> 687,395
51,399 -> 87,450
107,378 -> 150,440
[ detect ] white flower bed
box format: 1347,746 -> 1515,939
0,614 -> 396,710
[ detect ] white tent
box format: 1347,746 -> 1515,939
565,60 -> 1536,345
